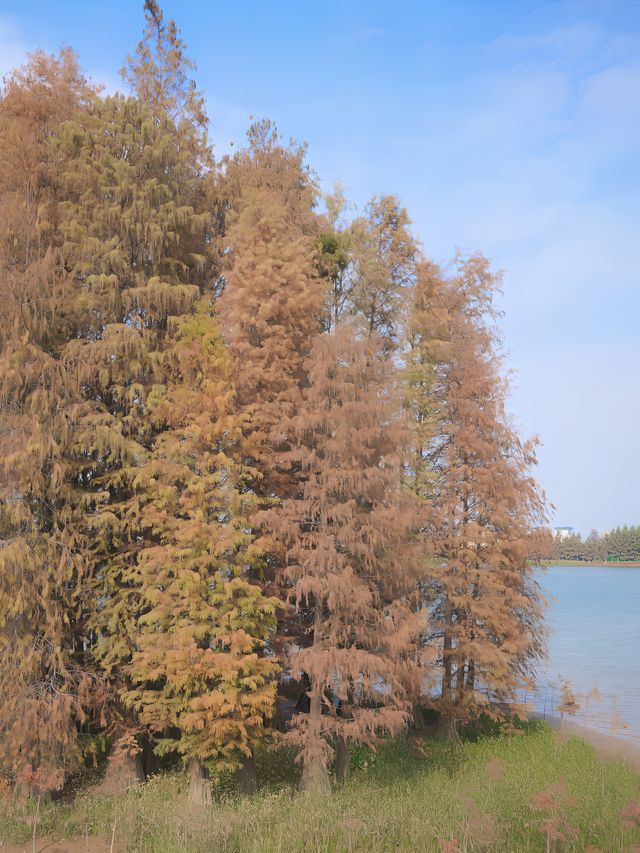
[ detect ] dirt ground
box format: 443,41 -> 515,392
1,837 -> 116,852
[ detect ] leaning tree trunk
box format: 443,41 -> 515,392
238,752 -> 258,795
187,757 -> 212,806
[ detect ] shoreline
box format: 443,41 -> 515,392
542,560 -> 640,568
532,713 -> 640,773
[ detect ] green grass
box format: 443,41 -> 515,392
2,724 -> 639,851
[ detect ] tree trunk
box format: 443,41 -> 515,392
298,605 -> 331,794
187,757 -> 212,806
140,735 -> 161,778
465,659 -> 475,691
238,753 -> 258,795
103,738 -> 145,794
465,578 -> 478,694
412,703 -> 426,731
439,601 -> 456,737
334,735 -> 349,784
298,685 -> 331,793
441,603 -> 453,703
437,709 -> 458,740
455,653 -> 466,707
299,752 -> 331,794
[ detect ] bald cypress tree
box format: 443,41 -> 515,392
349,194 -> 416,350
403,260 -> 452,500
217,124 -> 330,714
265,326 -> 423,792
50,7 -> 280,798
123,0 -> 207,128
50,93 -> 211,781
0,50 -> 100,794
218,120 -> 326,487
120,301 -> 280,804
405,255 -> 548,734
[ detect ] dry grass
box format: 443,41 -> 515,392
2,723 -> 640,852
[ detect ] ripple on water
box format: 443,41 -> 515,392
531,566 -> 640,743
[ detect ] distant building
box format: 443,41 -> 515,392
553,526 -> 574,540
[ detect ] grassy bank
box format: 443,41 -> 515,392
542,559 -> 640,567
2,723 -> 640,852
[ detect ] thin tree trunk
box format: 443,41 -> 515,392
465,659 -> 475,691
440,600 -> 455,737
238,752 -> 258,795
187,757 -> 212,806
441,602 -> 453,702
32,791 -> 40,853
335,735 -> 349,784
465,576 -> 478,693
298,688 -> 331,793
442,602 -> 453,702
455,652 -> 466,707
298,605 -> 331,794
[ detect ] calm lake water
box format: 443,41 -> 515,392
533,565 -> 640,743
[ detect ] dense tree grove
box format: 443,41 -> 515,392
553,527 -> 640,562
0,3 -> 549,803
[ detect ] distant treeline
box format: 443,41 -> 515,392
553,526 -> 640,562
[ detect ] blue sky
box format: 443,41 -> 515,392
1,0 -> 638,534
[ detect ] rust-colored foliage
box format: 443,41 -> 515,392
349,195 -> 416,349
619,800 -> 640,829
50,88 -> 216,774
529,778 -> 578,852
0,1 -> 552,801
123,0 -> 207,128
218,119 -> 327,489
121,303 -> 281,778
0,6 -> 277,801
263,326 -> 423,790
216,122 -> 330,678
558,678 -> 580,720
405,255 -> 548,732
0,50 -> 102,792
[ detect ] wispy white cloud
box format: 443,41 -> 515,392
353,25 -> 386,41
330,24 -> 386,49
580,60 -> 640,123
385,15 -> 640,530
491,21 -> 602,57
0,15 -> 31,82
